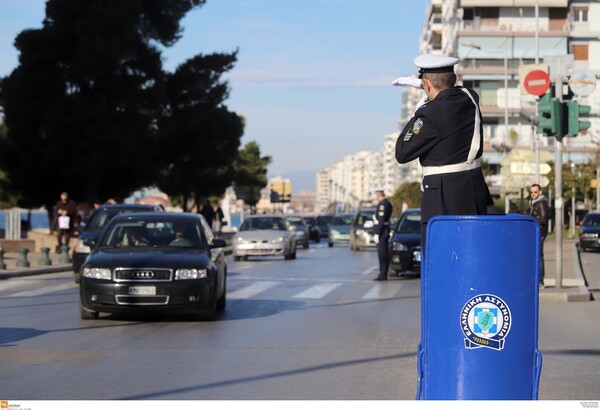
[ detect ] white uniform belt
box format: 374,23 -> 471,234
422,158 -> 481,177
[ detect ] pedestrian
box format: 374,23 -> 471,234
54,191 -> 77,253
373,189 -> 393,281
200,202 -> 215,228
529,184 -> 549,287
395,54 -> 493,255
212,203 -> 226,235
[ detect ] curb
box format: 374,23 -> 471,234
538,245 -> 591,303
0,265 -> 73,280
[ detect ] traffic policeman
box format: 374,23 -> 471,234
373,188 -> 393,281
395,54 -> 493,255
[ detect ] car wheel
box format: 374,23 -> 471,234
199,290 -> 217,321
217,281 -> 226,311
316,237 -> 320,243
234,255 -> 241,261
328,242 -> 333,247
303,240 -> 309,249
242,256 -> 249,261
80,300 -> 99,320
284,251 -> 291,260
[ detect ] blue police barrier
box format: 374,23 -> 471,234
416,214 -> 542,400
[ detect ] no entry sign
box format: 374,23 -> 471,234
524,70 -> 551,96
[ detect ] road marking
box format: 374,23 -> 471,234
362,283 -> 403,299
8,282 -> 76,298
361,266 -> 379,276
228,281 -> 280,299
293,283 -> 342,299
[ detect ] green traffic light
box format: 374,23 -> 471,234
537,90 -> 561,136
566,100 -> 592,137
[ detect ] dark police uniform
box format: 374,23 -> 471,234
395,55 -> 492,254
374,194 -> 393,281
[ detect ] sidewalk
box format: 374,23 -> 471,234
0,249 -> 74,280
539,237 -> 591,302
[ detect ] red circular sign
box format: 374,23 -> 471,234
524,70 -> 551,96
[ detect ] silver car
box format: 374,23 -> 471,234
233,215 -> 297,261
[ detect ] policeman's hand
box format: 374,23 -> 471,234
391,76 -> 423,89
414,95 -> 429,112
373,234 -> 379,244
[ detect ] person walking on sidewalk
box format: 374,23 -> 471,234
529,184 -> 549,287
54,191 -> 77,254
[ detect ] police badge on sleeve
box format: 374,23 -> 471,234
460,294 -> 512,351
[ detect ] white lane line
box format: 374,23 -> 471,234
362,283 -> 403,299
8,282 -> 76,298
228,281 -> 280,299
361,266 -> 379,276
293,283 -> 342,299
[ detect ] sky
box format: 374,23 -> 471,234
0,0 -> 431,192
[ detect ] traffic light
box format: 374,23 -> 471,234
537,90 -> 562,136
565,100 -> 592,137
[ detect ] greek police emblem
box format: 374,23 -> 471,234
460,294 -> 512,351
412,118 -> 424,135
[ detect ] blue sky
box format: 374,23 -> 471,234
0,0 -> 430,192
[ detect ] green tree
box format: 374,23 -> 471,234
157,52 -> 244,211
233,141 -> 272,212
0,0 -> 205,209
390,181 -> 422,218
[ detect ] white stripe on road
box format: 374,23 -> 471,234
293,283 -> 342,299
8,282 -> 76,298
361,266 -> 379,276
362,283 -> 403,299
228,281 -> 280,299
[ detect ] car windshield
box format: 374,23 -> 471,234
87,209 -> 148,231
101,219 -> 203,249
582,214 -> 600,226
331,215 -> 353,225
288,217 -> 304,226
396,212 -> 422,233
357,211 -> 375,225
240,217 -> 286,231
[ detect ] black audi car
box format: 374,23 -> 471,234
388,208 -> 421,276
79,212 -> 227,321
72,204 -> 163,282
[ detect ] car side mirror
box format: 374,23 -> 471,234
83,238 -> 96,248
363,221 -> 374,229
211,239 -> 227,248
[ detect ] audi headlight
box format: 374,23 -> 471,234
392,242 -> 409,252
175,268 -> 207,280
75,239 -> 91,253
83,267 -> 111,280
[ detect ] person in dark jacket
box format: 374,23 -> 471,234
373,189 -> 393,281
395,54 -> 493,255
54,191 -> 77,253
529,184 -> 549,287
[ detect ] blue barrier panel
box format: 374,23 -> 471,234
416,214 -> 542,400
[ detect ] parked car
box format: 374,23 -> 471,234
302,216 -> 321,243
79,212 -> 227,321
317,215 -> 333,238
328,213 -> 354,247
578,211 -> 600,252
72,204 -> 164,282
389,208 -> 422,276
287,216 -> 310,249
232,215 -> 297,260
349,208 -> 377,251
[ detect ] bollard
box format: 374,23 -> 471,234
417,214 -> 542,400
38,247 -> 52,266
16,248 -> 31,267
0,249 -> 6,269
59,245 -> 71,264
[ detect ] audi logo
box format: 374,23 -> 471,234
132,270 -> 155,279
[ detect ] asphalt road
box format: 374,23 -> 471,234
0,241 -> 598,400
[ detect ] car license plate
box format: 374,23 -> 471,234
414,251 -> 421,262
128,286 -> 156,296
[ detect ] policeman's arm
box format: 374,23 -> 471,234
395,113 -> 440,164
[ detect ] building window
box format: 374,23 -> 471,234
573,7 -> 588,22
572,44 -> 589,61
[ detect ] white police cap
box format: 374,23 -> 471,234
374,188 -> 385,193
415,54 -> 460,79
